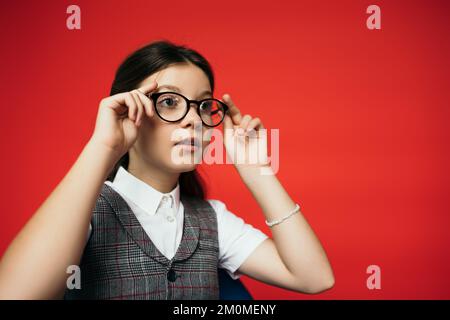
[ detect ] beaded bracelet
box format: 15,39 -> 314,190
265,204 -> 300,227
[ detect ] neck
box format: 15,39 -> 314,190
127,162 -> 180,194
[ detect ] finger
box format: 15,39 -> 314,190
223,114 -> 233,131
246,117 -> 262,131
108,92 -> 136,118
131,91 -> 144,125
223,93 -> 242,125
239,115 -> 252,131
136,80 -> 158,95
130,92 -> 141,125
124,93 -> 137,121
135,89 -> 153,118
131,90 -> 145,123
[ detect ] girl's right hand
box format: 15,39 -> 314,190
89,81 -> 158,159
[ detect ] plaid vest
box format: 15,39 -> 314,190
64,183 -> 219,300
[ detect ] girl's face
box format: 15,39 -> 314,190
130,63 -> 213,174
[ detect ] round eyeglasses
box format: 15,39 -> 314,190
147,91 -> 229,127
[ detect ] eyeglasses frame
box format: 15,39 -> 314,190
147,91 -> 229,127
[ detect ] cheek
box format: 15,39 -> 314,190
150,125 -> 178,155
202,127 -> 212,142
138,120 -> 173,153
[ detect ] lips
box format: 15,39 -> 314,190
175,137 -> 201,148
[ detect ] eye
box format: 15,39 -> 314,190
200,100 -> 224,114
157,93 -> 181,108
161,98 -> 176,108
202,101 -> 213,111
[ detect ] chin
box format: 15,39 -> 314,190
171,162 -> 197,173
168,145 -> 203,172
165,155 -> 200,173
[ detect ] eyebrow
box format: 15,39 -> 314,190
155,85 -> 213,99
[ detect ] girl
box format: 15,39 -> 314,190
0,40 -> 334,299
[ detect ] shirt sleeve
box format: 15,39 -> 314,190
207,199 -> 269,280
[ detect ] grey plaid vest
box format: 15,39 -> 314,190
64,183 -> 219,300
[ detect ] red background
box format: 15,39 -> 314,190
0,0 -> 449,299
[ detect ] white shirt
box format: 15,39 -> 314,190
86,166 -> 268,279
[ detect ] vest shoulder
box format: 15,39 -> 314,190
182,194 -> 211,207
181,195 -> 217,217
91,183 -> 117,215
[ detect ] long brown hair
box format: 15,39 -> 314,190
106,40 -> 215,199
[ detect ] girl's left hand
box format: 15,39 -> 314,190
222,93 -> 269,172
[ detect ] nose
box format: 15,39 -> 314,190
180,102 -> 202,128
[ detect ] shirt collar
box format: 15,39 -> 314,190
110,165 -> 180,215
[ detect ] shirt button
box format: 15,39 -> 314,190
166,215 -> 175,222
167,269 -> 177,282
